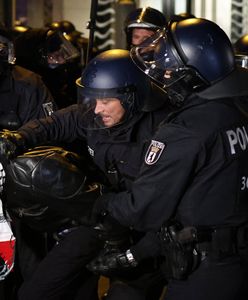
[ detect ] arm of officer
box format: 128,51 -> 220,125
92,125 -> 204,232
87,231 -> 161,276
0,104 -> 85,159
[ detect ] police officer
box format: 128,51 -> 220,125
86,18 -> 248,300
124,6 -> 167,50
0,26 -> 56,129
14,27 -> 81,109
46,20 -> 89,64
0,24 -> 57,300
0,49 -> 173,300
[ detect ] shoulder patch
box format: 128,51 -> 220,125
42,102 -> 54,117
145,140 -> 166,165
87,146 -> 94,157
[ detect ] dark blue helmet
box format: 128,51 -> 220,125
124,7 -> 167,49
76,49 -> 153,118
125,7 -> 167,31
131,18 -> 235,105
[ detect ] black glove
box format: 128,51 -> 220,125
87,244 -> 138,276
0,130 -> 26,160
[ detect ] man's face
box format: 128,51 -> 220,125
94,98 -> 125,127
132,28 -> 155,46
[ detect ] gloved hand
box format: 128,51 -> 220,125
87,245 -> 138,276
0,130 -> 26,160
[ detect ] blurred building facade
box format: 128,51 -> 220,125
1,0 -> 248,50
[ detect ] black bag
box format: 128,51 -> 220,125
3,146 -> 100,232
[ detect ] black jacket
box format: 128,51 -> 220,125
99,68 -> 248,231
0,65 -> 57,130
18,103 -> 172,192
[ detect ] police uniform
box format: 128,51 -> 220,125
100,74 -> 248,299
81,18 -> 248,300
14,102 -> 172,300
0,65 -> 56,130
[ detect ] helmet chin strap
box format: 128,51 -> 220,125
167,83 -> 189,107
120,92 -> 139,119
167,70 -> 209,107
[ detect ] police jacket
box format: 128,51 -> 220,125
18,103 -> 172,192
0,65 -> 56,130
93,67 -> 248,232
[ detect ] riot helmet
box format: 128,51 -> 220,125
76,49 -> 153,129
233,34 -> 248,68
124,7 -> 167,49
130,18 -> 235,106
12,25 -> 30,38
14,28 -> 79,70
40,29 -> 80,69
46,20 -> 82,44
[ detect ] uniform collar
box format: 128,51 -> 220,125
196,67 -> 248,100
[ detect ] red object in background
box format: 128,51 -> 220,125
0,199 -> 16,280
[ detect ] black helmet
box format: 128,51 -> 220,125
46,20 -> 82,42
12,25 -> 30,38
125,7 -> 167,48
233,34 -> 248,68
59,20 -> 76,34
14,28 -> 79,70
46,21 -> 61,31
41,29 -> 80,68
125,7 -> 167,31
4,146 -> 100,232
76,49 -> 153,129
131,18 -> 235,105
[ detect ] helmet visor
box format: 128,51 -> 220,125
0,36 -> 16,64
42,31 -> 79,68
76,78 -> 129,130
130,29 -> 188,88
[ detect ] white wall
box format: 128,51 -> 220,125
138,0 -> 162,11
60,0 -> 234,40
62,0 -> 91,36
193,0 -> 232,38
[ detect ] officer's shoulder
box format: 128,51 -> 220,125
11,65 -> 43,87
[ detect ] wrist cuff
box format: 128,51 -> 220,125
125,249 -> 138,267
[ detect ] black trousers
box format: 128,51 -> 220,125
17,225 -> 165,300
18,226 -> 101,300
163,256 -> 248,300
